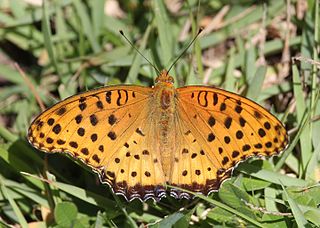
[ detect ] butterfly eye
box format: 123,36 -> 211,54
167,76 -> 174,84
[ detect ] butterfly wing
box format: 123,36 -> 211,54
28,85 -> 166,201
169,86 -> 289,198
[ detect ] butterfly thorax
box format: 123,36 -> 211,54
153,70 -> 176,178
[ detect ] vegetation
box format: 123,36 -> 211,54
0,0 -> 319,227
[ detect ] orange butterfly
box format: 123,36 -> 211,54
28,69 -> 288,201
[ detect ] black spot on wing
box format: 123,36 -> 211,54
106,91 -> 112,104
56,107 -> 66,116
197,91 -> 208,107
117,90 -> 128,106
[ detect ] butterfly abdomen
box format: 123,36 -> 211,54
153,80 -> 177,178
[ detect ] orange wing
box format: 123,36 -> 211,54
28,85 -> 166,201
169,86 -> 289,198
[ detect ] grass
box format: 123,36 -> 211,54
0,0 -> 320,227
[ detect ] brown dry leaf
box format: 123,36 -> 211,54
41,206 -> 53,223
23,0 -> 42,6
104,0 -> 125,18
296,0 -> 308,20
314,166 -> 320,182
178,19 -> 191,42
165,0 -> 182,14
202,5 -> 229,34
38,50 -> 49,66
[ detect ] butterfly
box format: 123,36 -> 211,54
28,69 -> 288,201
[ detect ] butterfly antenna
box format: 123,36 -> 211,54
119,30 -> 161,75
167,27 -> 203,75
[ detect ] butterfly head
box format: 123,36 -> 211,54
155,70 -> 174,86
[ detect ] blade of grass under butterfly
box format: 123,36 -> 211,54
238,163 -> 307,187
275,110 -> 309,172
167,185 -> 264,227
53,181 -> 117,210
0,176 -> 28,228
0,126 -> 18,142
281,184 -> 308,227
264,187 -> 278,212
4,179 -> 49,207
305,141 -> 320,180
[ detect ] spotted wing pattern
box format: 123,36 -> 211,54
28,86 -> 166,200
28,77 -> 289,201
169,86 -> 288,198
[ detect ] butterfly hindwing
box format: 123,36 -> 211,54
99,110 -> 167,201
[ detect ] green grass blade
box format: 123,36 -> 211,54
0,175 -> 28,228
42,0 -> 61,76
246,66 -> 266,100
292,65 -> 312,172
237,163 -> 307,187
125,25 -> 152,84
73,0 -> 101,53
281,184 -> 308,227
167,185 -> 264,227
224,48 -> 236,92
152,0 -> 175,76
